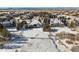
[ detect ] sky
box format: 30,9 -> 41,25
0,0 -> 79,7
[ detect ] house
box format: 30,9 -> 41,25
50,18 -> 64,27
2,18 -> 16,27
29,19 -> 42,28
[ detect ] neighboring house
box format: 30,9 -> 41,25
2,19 -> 15,27
2,20 -> 10,27
29,19 -> 42,28
50,18 -> 64,27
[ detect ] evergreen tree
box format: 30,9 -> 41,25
43,15 -> 50,31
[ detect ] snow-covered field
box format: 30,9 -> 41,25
0,27 -> 75,52
0,28 -> 60,52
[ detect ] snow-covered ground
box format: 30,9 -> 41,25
51,27 -> 78,52
21,39 -> 58,52
0,27 -> 75,52
0,28 -> 60,52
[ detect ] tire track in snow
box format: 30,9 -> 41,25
49,32 -> 61,52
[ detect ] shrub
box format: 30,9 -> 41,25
0,29 -> 10,37
68,21 -> 76,28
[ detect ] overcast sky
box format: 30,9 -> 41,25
0,0 -> 79,7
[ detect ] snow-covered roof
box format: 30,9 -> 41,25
30,20 -> 42,25
2,20 -> 10,25
15,17 -> 20,20
57,15 -> 65,17
32,17 -> 40,21
50,18 -> 63,24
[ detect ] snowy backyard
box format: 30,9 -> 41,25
0,28 -> 59,52
0,27 -> 75,52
